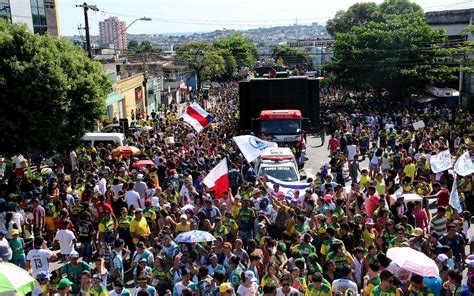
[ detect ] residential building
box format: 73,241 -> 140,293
426,3 -> 474,105
99,17 -> 127,50
287,38 -> 334,71
0,0 -> 59,36
107,73 -> 146,121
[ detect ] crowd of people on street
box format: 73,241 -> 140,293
0,81 -> 473,296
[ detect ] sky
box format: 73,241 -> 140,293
58,0 -> 469,36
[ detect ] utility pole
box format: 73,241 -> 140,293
75,3 -> 98,58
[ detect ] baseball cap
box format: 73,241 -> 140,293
137,174 -> 144,180
180,214 -> 187,220
219,283 -> 234,293
437,254 -> 449,265
58,278 -> 73,289
365,218 -> 375,225
465,254 -> 474,268
412,228 -> 423,237
11,229 -> 19,236
243,270 -> 257,282
396,193 -> 404,200
69,250 -> 79,258
36,271 -> 52,280
145,200 -> 152,207
0,230 -> 6,235
135,208 -> 143,213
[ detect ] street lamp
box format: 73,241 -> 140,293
109,17 -> 152,50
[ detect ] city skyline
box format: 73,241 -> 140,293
59,0 -> 464,36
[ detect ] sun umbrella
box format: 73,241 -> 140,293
0,262 -> 36,295
111,146 -> 141,157
387,247 -> 439,277
174,230 -> 216,243
132,160 -> 156,168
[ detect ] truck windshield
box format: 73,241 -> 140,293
261,166 -> 299,182
261,120 -> 301,135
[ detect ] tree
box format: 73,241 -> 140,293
174,42 -> 225,90
326,14 -> 455,99
214,33 -> 258,69
326,2 -> 381,36
128,40 -> 139,50
326,0 -> 423,36
0,20 -> 111,156
217,48 -> 238,80
271,45 -> 312,69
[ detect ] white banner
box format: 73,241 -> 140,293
413,120 -> 425,130
454,151 -> 474,176
430,150 -> 453,173
266,175 -> 310,199
232,135 -> 278,163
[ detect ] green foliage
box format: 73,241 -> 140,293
214,33 -> 258,69
128,40 -> 139,50
271,44 -> 312,69
217,48 -> 238,80
0,20 -> 111,156
174,42 -> 225,89
327,0 -> 423,36
325,0 -> 456,99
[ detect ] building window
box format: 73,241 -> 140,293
0,0 -> 11,21
31,0 -> 47,34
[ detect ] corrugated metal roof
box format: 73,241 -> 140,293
425,1 -> 474,12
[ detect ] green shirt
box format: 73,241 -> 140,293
306,283 -> 332,296
10,237 -> 25,260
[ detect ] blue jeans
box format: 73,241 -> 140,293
79,241 -> 93,260
11,258 -> 26,269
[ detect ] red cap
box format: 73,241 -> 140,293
324,194 -> 332,201
145,200 -> 152,206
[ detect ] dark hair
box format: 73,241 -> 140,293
411,274 -> 423,284
198,266 -> 209,278
212,270 -> 225,283
448,270 -> 462,283
114,279 -> 125,288
380,270 -> 393,281
311,273 -> 323,283
34,236 -> 44,248
340,265 -> 352,277
263,283 -> 277,294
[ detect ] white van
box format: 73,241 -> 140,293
255,147 -> 300,182
81,133 -> 125,147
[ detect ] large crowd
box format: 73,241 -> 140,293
0,82 -> 473,296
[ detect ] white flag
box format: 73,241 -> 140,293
430,150 -> 453,173
454,151 -> 474,176
450,175 -> 463,213
233,135 -> 278,163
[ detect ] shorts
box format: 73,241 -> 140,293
79,241 -> 93,259
369,162 -> 378,170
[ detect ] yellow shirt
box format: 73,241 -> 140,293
360,175 -> 371,188
403,164 -> 416,183
129,217 -> 150,244
175,222 -> 191,233
362,228 -> 376,248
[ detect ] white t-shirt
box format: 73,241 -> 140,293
111,184 -> 123,201
54,229 -> 76,255
347,145 -> 357,161
27,249 -> 53,277
276,286 -> 303,296
125,190 -> 141,210
331,278 -> 358,295
98,178 -> 107,195
237,282 -> 259,296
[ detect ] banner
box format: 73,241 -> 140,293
233,135 -> 278,163
413,120 -> 425,130
449,175 -> 463,213
266,175 -> 310,199
454,151 -> 474,176
430,150 -> 453,173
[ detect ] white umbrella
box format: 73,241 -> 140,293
387,247 -> 439,277
174,230 -> 216,243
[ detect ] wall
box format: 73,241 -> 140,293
10,0 -> 33,31
113,74 -> 146,121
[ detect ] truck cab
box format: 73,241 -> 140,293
255,147 -> 300,182
258,110 -> 306,167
